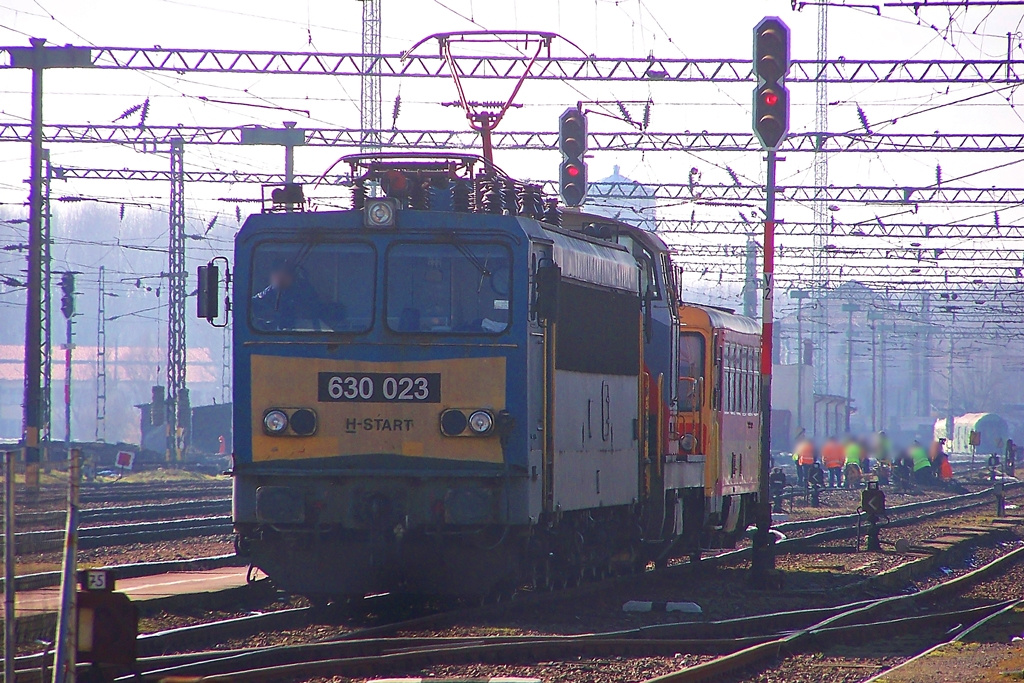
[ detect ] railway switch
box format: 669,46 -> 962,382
860,483 -> 885,552
75,569 -> 138,668
769,467 -> 786,513
808,464 -> 825,507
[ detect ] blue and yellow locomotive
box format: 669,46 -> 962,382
199,154 -> 758,600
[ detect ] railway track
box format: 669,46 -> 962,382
6,481 -> 1015,683
97,535 -> 1024,682
8,481 -> 230,509
639,547 -> 1024,683
6,515 -> 233,554
3,498 -> 230,528
7,482 -> 1017,681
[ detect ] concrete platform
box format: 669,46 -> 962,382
13,566 -> 251,616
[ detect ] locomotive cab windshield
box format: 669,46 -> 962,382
250,240 -> 374,333
386,240 -> 511,334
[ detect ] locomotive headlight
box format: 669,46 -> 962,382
680,433 -> 696,452
364,198 -> 399,228
264,410 -> 289,434
468,410 -> 494,435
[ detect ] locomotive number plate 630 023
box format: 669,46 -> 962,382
317,372 -> 441,403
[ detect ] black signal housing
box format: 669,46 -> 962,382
558,107 -> 588,207
752,17 -> 791,150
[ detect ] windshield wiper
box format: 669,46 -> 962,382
447,233 -> 492,292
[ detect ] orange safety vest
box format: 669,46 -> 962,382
822,443 -> 845,469
940,458 -> 953,480
797,441 -> 815,465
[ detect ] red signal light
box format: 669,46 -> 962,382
566,165 -> 581,177
763,91 -> 779,107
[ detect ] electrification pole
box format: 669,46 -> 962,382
9,40 -> 90,493
96,265 -> 107,442
743,238 -> 758,318
750,16 -> 790,588
167,139 -> 187,462
359,0 -> 382,152
790,290 -> 810,434
41,149 -> 53,459
842,303 -> 860,433
221,325 -> 231,404
947,315 -> 956,439
921,292 -> 932,416
879,323 -> 887,431
812,3 -> 829,396
4,451 -> 15,683
867,310 -> 883,432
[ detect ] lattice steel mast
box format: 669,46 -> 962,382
40,149 -> 52,449
813,3 -> 830,393
220,324 -> 230,404
95,265 -> 106,442
359,0 -> 382,152
167,139 -> 187,461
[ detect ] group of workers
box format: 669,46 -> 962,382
789,432 -> 955,490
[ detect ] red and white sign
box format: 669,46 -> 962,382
115,451 -> 135,471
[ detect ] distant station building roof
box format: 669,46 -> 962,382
585,165 -> 657,232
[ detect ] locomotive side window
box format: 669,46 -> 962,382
616,235 -> 661,300
250,241 -> 375,333
386,242 -> 511,334
678,332 -> 705,411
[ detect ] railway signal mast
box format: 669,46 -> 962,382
59,272 -> 75,446
750,16 -> 790,589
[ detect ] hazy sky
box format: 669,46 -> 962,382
0,0 -> 1022,303
0,1 -> 1022,438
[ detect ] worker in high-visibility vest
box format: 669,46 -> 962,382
844,438 -> 864,489
796,439 -> 816,489
822,438 -> 845,488
876,431 -> 893,465
910,440 -> 932,484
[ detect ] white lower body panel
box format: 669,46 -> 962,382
552,370 -> 639,511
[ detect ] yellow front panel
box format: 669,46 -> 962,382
251,355 -> 506,463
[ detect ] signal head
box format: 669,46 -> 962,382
753,17 -> 790,84
752,84 -> 789,150
559,159 -> 587,207
558,107 -> 588,159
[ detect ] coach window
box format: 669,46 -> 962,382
739,347 -> 748,414
724,344 -> 734,413
387,242 -> 511,334
678,332 -> 705,411
745,347 -> 754,414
